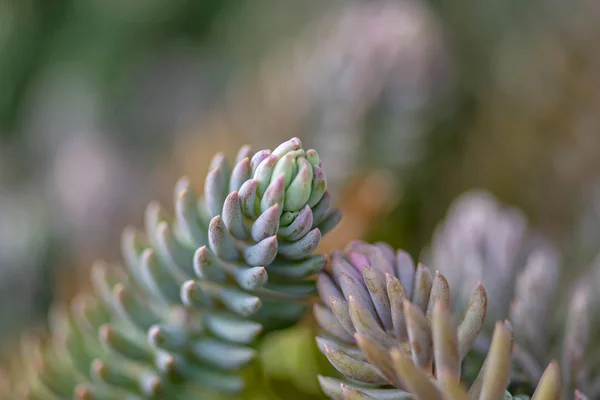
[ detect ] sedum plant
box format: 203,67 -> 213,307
314,241 -> 567,399
424,190 -> 599,398
5,138 -> 341,399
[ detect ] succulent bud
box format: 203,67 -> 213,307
201,137 -> 340,297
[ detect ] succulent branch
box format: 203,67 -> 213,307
7,138 -> 340,399
314,241 -> 570,400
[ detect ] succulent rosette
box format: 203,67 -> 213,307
314,241 -> 564,400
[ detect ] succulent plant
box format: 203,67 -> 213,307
6,138 -> 341,399
192,137 -> 341,329
314,241 -> 566,399
506,253 -> 600,399
423,191 -> 536,329
424,190 -> 600,398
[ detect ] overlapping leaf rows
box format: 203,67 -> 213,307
314,241 -> 566,400
11,138 -> 340,399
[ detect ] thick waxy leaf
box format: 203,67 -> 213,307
323,344 -> 388,385
229,157 -> 250,193
432,303 -> 460,377
530,361 -> 561,400
238,179 -> 260,219
268,254 -> 327,279
403,302 -> 432,370
314,304 -> 355,343
99,325 -> 153,364
318,376 -> 412,400
349,296 -> 396,350
251,204 -> 280,242
458,283 -> 487,361
208,216 -> 240,262
341,385 -> 378,400
277,228 -> 321,260
277,205 -> 313,241
204,313 -> 262,344
193,246 -> 226,282
222,191 -> 248,240
474,321 -> 513,400
243,236 -> 278,266
426,271 -> 450,319
355,334 -> 403,387
329,296 -> 355,337
363,267 -> 393,331
412,264 -> 433,313
391,348 -> 443,400
190,338 -> 256,370
260,176 -> 286,213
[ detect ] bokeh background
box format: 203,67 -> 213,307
2,0 -> 600,397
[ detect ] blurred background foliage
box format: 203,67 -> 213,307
2,0 -> 600,398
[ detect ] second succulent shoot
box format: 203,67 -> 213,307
314,240 -> 563,400
194,137 -> 341,330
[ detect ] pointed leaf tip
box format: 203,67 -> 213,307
244,235 -> 278,266
531,360 -> 561,400
209,215 -> 240,261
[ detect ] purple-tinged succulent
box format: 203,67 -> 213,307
426,190 -> 597,398
314,241 -> 564,400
